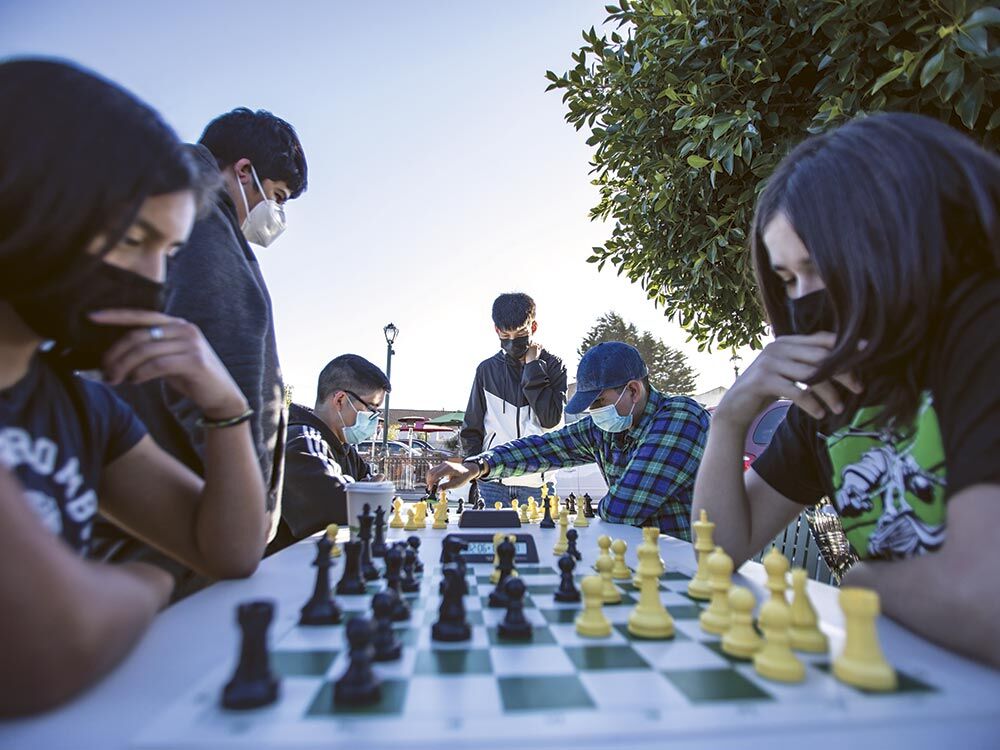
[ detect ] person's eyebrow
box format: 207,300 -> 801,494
134,217 -> 165,239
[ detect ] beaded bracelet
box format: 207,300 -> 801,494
196,407 -> 255,429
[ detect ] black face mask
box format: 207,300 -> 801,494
10,259 -> 165,371
500,335 -> 530,361
786,289 -> 836,336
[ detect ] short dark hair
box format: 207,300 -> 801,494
0,58 -> 217,298
199,108 -> 308,198
491,292 -> 536,330
751,111 -> 1000,428
316,354 -> 391,405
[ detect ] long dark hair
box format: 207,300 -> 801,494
0,58 -> 216,298
751,112 -> 1000,427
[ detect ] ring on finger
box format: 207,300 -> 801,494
149,325 -> 166,341
793,380 -> 809,391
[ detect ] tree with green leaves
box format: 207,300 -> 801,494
547,0 -> 1000,352
580,311 -> 697,394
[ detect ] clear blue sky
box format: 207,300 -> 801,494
1,0 -> 756,410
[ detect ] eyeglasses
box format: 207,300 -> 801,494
345,389 -> 382,415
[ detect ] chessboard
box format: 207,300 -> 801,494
130,529 -> 996,750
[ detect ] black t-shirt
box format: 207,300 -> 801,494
754,273 -> 1000,561
0,356 -> 146,554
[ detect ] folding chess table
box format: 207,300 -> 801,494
3,519 -> 999,750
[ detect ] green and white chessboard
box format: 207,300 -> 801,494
131,558 -> 978,750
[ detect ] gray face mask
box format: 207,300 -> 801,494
500,335 -> 530,360
236,165 -> 286,247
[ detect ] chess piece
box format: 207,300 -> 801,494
389,498 -> 404,529
333,618 -> 381,706
575,576 -> 611,638
335,541 -> 367,596
371,591 -> 402,662
698,546 -> 733,634
687,509 -> 714,600
518,502 -> 530,524
488,537 -> 517,608
722,586 -> 763,659
494,501 -> 503,510
382,545 -> 411,621
753,597 -> 805,683
221,600 -> 280,709
511,499 -> 520,515
763,546 -> 789,605
489,531 -> 505,584
357,504 -> 379,581
610,539 -> 632,580
554,553 -> 581,603
596,553 -> 622,605
593,535 -> 613,572
789,569 -> 828,653
633,527 -> 661,588
527,497 -> 539,522
326,523 -> 342,558
567,494 -> 576,515
457,495 -> 465,515
404,507 -> 418,531
407,535 -> 424,573
573,497 -> 590,527
400,547 -> 420,593
539,496 -> 555,528
627,546 -> 674,639
552,509 -> 569,555
439,535 -> 470,595
582,494 -> 596,518
497,577 -> 532,639
433,494 -> 449,529
432,565 -> 471,641
371,507 -> 387,558
833,588 -> 897,691
565,528 -> 582,561
299,536 -> 343,626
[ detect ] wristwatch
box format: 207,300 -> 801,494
463,457 -> 489,479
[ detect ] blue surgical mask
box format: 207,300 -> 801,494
340,397 -> 380,444
589,388 -> 635,433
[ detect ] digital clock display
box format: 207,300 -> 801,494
465,542 -> 528,556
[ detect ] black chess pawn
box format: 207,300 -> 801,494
583,493 -> 596,518
299,536 -> 343,625
431,565 -> 471,642
476,498 -> 486,511
358,504 -> 380,581
335,541 -> 367,596
488,537 -> 517,608
400,547 -> 420,593
567,493 -> 577,515
371,506 -> 387,558
407,535 -> 424,574
565,528 -> 582,562
370,591 -> 402,662
382,545 -> 411,621
554,553 -> 581,603
497,577 -> 532,639
333,617 -> 381,706
539,497 -> 555,529
457,495 -> 465,515
221,600 -> 281,710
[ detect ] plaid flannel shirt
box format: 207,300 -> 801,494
475,389 -> 709,540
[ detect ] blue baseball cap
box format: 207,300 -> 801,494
566,341 -> 649,414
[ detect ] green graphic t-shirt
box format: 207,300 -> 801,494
751,274 -> 1000,562
825,392 -> 947,559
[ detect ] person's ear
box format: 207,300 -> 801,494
494,326 -> 504,337
530,320 -> 538,336
233,158 -> 254,185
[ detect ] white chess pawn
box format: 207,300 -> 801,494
575,576 -> 612,638
698,546 -> 733,634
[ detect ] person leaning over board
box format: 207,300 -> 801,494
270,354 -> 391,551
692,112 -> 1000,668
0,59 -> 269,715
429,342 -> 709,540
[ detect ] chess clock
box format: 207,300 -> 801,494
447,533 -> 540,563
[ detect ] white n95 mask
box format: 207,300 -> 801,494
237,165 -> 286,247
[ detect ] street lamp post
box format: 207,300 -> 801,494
382,323 -> 399,457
